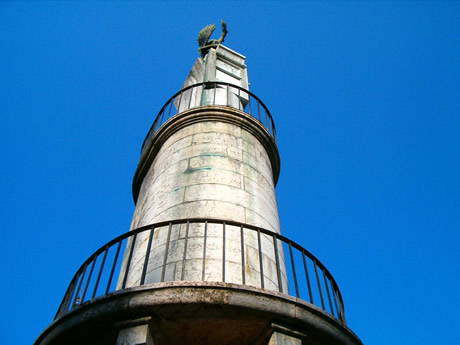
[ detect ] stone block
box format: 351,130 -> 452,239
116,324 -> 153,345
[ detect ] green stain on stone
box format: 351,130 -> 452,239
183,166 -> 213,174
199,153 -> 226,158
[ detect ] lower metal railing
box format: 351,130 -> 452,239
55,218 -> 346,325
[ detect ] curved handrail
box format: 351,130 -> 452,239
54,219 -> 346,325
141,82 -> 276,156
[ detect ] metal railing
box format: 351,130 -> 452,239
141,82 -> 276,155
55,219 -> 346,325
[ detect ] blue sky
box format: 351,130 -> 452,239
1,1 -> 459,344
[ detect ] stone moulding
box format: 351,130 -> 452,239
34,282 -> 363,345
132,106 -> 281,204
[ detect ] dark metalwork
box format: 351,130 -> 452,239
140,226 -> 155,285
240,225 -> 246,285
54,218 -> 346,326
91,245 -> 108,299
257,229 -> 264,289
197,20 -> 228,57
323,269 -> 334,316
222,222 -> 226,282
81,254 -> 96,302
122,232 -> 137,289
314,259 -> 325,310
181,222 -> 190,281
71,261 -> 87,307
288,243 -> 299,298
105,240 -> 121,295
202,221 -> 208,281
302,251 -> 313,304
141,81 -> 276,156
161,223 -> 172,282
273,235 -> 283,293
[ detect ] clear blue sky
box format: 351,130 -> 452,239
1,1 -> 459,344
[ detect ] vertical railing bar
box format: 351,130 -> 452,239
213,82 -> 217,105
140,227 -> 155,286
176,91 -> 183,113
159,107 -> 166,127
202,221 -> 208,281
59,277 -> 78,315
335,282 -> 346,324
72,263 -> 87,307
313,259 -> 325,310
92,245 -> 108,299
323,270 -> 335,316
248,96 -> 252,116
257,229 -> 265,289
332,282 -> 340,320
340,298 -> 347,324
273,235 -> 283,293
257,101 -> 261,122
264,108 -> 269,133
58,274 -> 78,316
270,114 -> 274,135
81,254 -> 97,302
222,222 -> 226,282
181,222 -> 190,280
105,240 -> 122,295
167,96 -> 174,120
154,116 -> 160,132
122,232 -> 138,289
288,242 -> 299,298
301,251 -> 314,304
160,223 -> 173,283
200,84 -> 205,106
240,225 -> 245,285
238,88 -> 241,110
188,86 -> 194,108
226,83 -> 229,106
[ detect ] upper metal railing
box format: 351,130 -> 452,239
141,82 -> 276,155
55,219 -> 346,325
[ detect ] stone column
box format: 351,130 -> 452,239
118,45 -> 287,292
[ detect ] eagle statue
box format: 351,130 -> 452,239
197,20 -> 228,57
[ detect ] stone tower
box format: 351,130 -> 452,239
34,28 -> 362,345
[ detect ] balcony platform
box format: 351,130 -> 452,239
34,281 -> 362,345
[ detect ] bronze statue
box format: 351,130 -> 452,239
197,20 -> 228,57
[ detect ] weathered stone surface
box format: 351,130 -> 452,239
116,324 -> 153,345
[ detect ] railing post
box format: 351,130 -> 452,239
241,225 -> 246,284
140,227 -> 155,286
81,254 -> 97,303
313,259 -> 325,310
181,222 -> 190,281
72,263 -> 88,307
105,240 -> 122,295
202,221 -> 208,281
323,270 -> 334,316
257,229 -> 264,289
160,223 -> 173,282
92,245 -> 108,299
222,222 -> 226,282
122,232 -> 138,289
273,235 -> 283,293
288,243 -> 299,298
301,251 -> 313,304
